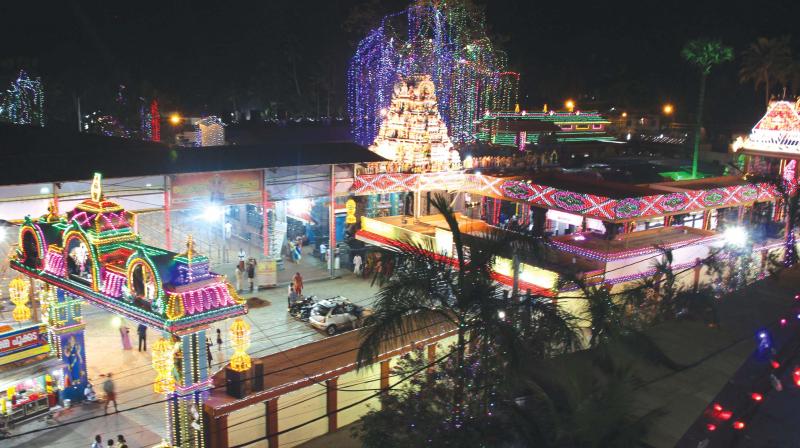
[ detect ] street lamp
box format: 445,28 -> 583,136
565,99 -> 575,112
169,113 -> 182,125
662,104 -> 674,115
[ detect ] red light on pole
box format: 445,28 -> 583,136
751,392 -> 763,402
706,423 -> 717,431
719,410 -> 733,421
712,403 -> 723,412
733,421 -> 745,430
771,360 -> 781,369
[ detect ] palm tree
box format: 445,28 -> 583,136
739,36 -> 793,107
682,39 -> 733,179
356,193 -> 577,417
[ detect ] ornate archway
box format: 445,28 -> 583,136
62,230 -> 99,291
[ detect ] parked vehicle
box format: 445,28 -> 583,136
308,297 -> 370,336
289,295 -> 318,321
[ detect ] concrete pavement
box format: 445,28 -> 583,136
2,274 -> 379,448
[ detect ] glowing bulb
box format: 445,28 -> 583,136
732,421 -> 745,430
497,310 -> 506,320
723,226 -> 748,248
169,113 -> 181,125
565,99 -> 575,111
663,104 -> 674,115
111,316 -> 122,329
202,205 -> 223,222
750,392 -> 763,401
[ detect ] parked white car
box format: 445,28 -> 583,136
308,297 -> 370,336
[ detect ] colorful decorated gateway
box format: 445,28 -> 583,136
10,173 -> 247,448
13,174 -> 246,333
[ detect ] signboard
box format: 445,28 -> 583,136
256,259 -> 277,287
0,324 -> 50,366
170,171 -> 263,209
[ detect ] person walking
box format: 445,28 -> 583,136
119,326 -> 132,350
116,435 -> 128,448
137,324 -> 147,352
216,328 -> 223,352
206,337 -> 213,365
292,272 -> 303,296
238,248 -> 246,263
353,254 -> 363,277
246,258 -> 256,292
103,374 -> 118,414
92,435 -> 103,448
234,263 -> 244,293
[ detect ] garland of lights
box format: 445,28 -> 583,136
347,3 -> 514,146
0,70 -> 44,126
150,99 -> 161,142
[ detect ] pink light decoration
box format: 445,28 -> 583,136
181,282 -> 236,315
44,251 -> 66,276
101,270 -> 125,297
69,211 -> 94,228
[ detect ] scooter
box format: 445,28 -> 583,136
289,295 -> 317,320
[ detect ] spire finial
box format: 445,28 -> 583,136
90,173 -> 103,202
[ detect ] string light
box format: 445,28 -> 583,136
347,3 -> 511,146
152,338 -> 178,394
150,100 -> 161,142
0,70 -> 44,126
368,75 -> 461,172
229,318 -> 252,372
9,276 -> 32,322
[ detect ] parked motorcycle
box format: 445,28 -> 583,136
289,295 -> 317,321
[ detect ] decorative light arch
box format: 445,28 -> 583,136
125,251 -> 164,313
18,222 -> 46,268
62,229 -> 100,291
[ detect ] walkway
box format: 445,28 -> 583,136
2,274 -> 378,448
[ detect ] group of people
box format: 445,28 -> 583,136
288,236 -> 303,263
234,249 -> 257,293
91,434 -> 127,448
118,323 -> 148,352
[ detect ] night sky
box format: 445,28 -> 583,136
1,0 -> 798,134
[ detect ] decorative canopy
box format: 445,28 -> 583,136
739,100 -> 800,156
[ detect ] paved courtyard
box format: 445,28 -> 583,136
2,274 -> 379,448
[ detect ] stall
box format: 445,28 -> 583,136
0,324 -> 63,427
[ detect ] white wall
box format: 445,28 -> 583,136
227,402 -> 268,448
277,384 -> 328,447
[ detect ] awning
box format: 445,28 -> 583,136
0,355 -> 64,392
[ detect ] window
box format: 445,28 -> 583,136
592,124 -> 603,130
681,212 -> 704,229
560,125 -> 573,130
575,124 -> 590,130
